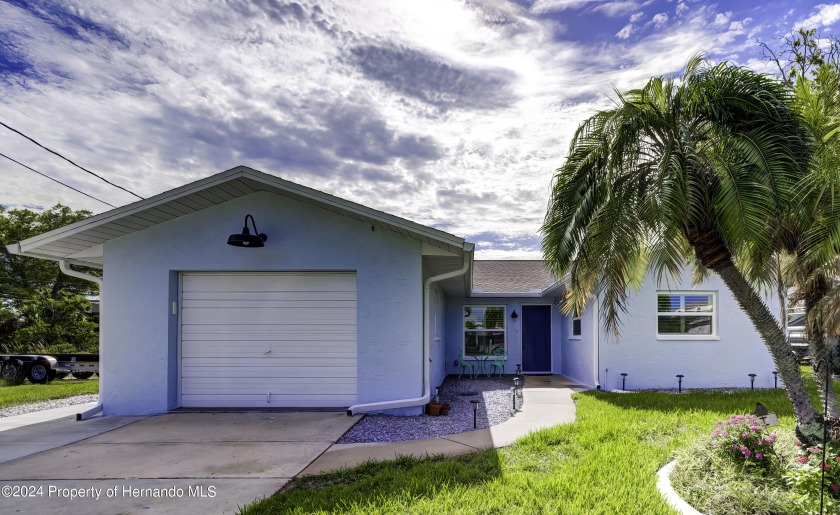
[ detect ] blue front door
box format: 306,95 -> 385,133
522,305 -> 551,373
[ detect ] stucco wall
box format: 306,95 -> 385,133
559,300 -> 597,388
598,270 -> 779,390
443,297 -> 563,377
100,191 -> 424,415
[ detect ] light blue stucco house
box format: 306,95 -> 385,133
7,166 -> 779,416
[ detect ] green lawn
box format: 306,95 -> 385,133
242,383 -> 801,514
0,378 -> 99,409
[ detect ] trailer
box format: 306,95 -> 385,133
0,353 -> 99,385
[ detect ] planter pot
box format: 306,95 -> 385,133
427,402 -> 442,416
440,403 -> 451,415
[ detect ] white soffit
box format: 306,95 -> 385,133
7,166 -> 468,267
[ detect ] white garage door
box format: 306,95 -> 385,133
180,272 -> 357,408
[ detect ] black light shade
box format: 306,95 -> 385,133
227,214 -> 267,248
511,310 -> 518,320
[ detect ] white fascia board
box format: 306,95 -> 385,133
17,168 -> 249,253
15,166 -> 466,256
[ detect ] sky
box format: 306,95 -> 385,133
2,1 -> 840,259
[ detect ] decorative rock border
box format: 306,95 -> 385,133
656,461 -> 704,515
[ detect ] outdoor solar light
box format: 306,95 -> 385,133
749,373 -> 757,390
773,370 -> 778,388
515,363 -> 521,377
676,374 -> 684,393
620,373 -> 628,390
227,214 -> 267,248
470,399 -> 479,429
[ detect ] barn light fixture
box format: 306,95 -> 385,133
510,310 -> 518,320
227,214 -> 267,248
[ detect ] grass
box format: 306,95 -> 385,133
0,378 -> 99,409
241,382 -> 801,514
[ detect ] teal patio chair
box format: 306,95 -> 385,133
458,348 -> 475,379
490,347 -> 506,377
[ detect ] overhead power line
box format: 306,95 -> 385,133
0,120 -> 144,200
0,152 -> 117,208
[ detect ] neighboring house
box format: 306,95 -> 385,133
6,166 -> 779,416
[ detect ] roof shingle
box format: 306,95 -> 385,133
472,260 -> 557,294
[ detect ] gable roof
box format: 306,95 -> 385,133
472,260 -> 559,295
6,166 -> 470,268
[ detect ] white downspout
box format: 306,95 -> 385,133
57,260 -> 105,421
347,251 -> 471,416
594,292 -> 601,390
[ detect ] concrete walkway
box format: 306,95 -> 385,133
302,374 -> 585,476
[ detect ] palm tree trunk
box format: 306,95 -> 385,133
714,259 -> 819,425
805,283 -> 840,419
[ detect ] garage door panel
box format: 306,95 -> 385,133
181,365 -> 358,378
182,382 -> 357,396
182,356 -> 356,367
180,272 -> 358,408
182,273 -> 356,292
182,349 -> 356,359
181,307 -> 356,325
181,395 -> 358,408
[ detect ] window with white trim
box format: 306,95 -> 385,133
464,305 -> 505,356
571,314 -> 582,338
657,292 -> 716,336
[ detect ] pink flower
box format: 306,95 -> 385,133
835,456 -> 840,462
832,484 -> 839,492
795,439 -> 802,446
755,453 -> 763,460
749,425 -> 759,431
742,432 -> 749,439
797,456 -> 810,464
810,447 -> 822,454
824,463 -> 831,471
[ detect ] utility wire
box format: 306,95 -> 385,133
0,152 -> 117,208
0,120 -> 144,200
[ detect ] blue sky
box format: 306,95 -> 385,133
2,1 -> 839,258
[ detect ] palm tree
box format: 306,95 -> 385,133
541,55 -> 819,427
782,64 -> 840,419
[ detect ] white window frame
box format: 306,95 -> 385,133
656,290 -> 719,340
463,305 -> 507,357
570,313 -> 582,340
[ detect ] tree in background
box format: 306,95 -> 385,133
541,54 -> 820,430
758,29 -> 840,419
9,289 -> 98,354
0,204 -> 99,354
0,204 -> 98,307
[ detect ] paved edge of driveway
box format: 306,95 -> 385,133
301,379 -> 587,476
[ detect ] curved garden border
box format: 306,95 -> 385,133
656,461 -> 704,515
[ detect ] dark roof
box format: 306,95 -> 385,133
472,260 -> 557,294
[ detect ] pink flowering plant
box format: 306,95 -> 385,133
710,413 -> 777,471
784,439 -> 840,506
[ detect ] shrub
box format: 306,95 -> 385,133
710,414 -> 778,472
784,440 -> 840,513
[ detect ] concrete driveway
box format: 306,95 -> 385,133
0,412 -> 358,514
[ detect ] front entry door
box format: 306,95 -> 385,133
522,305 -> 551,373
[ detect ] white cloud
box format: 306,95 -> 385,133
713,12 -> 732,28
0,1 -> 822,259
800,4 -> 840,28
676,2 -> 689,17
650,13 -> 669,29
593,1 -> 642,17
530,0 -> 598,14
630,12 -> 645,23
616,23 -> 635,39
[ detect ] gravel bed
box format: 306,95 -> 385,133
0,394 -> 99,418
339,376 -> 521,444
